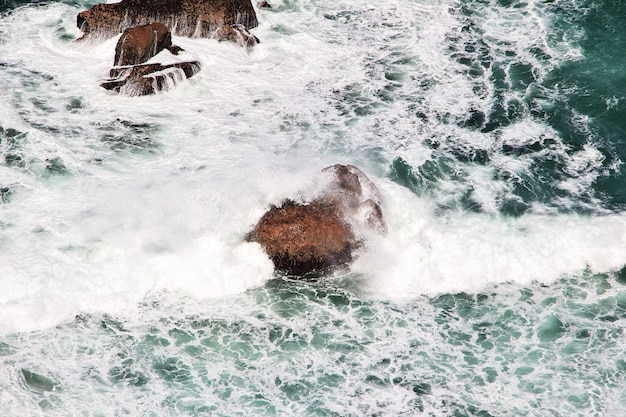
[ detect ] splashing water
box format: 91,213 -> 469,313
0,0 -> 625,415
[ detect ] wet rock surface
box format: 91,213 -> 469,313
77,0 -> 258,41
77,0 -> 265,95
113,22 -> 174,67
247,200 -> 358,276
101,61 -> 202,96
247,165 -> 386,276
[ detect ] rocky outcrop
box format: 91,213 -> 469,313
104,22 -> 199,96
77,0 -> 258,42
101,61 -> 201,96
247,164 -> 386,276
77,1 -> 264,95
248,200 -> 358,275
214,24 -> 259,50
114,22 -> 175,66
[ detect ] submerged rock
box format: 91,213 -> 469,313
77,0 -> 258,41
247,164 -> 386,276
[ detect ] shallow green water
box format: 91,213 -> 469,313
3,274 -> 626,416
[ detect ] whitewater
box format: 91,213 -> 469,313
1,0 -> 625,415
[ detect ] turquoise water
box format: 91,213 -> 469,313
1,0 -> 625,415
3,276 -> 626,416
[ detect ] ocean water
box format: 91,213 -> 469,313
1,0 -> 625,415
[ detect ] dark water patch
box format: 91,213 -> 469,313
54,22 -> 76,42
279,380 -> 313,401
460,108 -> 486,131
0,341 -> 16,356
451,404 -> 496,417
390,138 -> 604,215
388,156 -> 497,214
432,0 -> 625,214
1,127 -> 29,170
0,126 -> 27,143
168,328 -> 194,346
501,135 -> 558,157
4,153 -> 25,167
65,97 -> 84,113
0,186 -> 12,203
44,156 -> 69,176
1,126 -> 27,152
615,266 -> 626,286
388,157 -> 422,194
2,142 -> 69,180
21,369 -> 59,392
539,1 -> 626,207
332,83 -> 380,118
153,357 -> 193,383
536,315 -> 565,342
96,119 -> 161,154
0,0 -> 51,14
498,195 -> 530,217
389,155 -> 462,195
99,314 -> 129,334
270,23 -> 299,36
107,364 -> 149,387
508,62 -> 536,90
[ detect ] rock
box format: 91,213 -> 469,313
101,61 -> 201,96
114,22 -> 173,66
77,0 -> 258,42
214,24 -> 260,50
321,164 -> 387,234
257,1 -> 271,8
167,45 -> 185,55
80,0 -> 259,96
247,200 -> 358,275
247,164 -> 386,276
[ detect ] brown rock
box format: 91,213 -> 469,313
114,22 -> 173,66
101,61 -> 201,96
247,200 -> 358,275
77,0 -> 258,42
214,24 -> 260,50
247,164 -> 386,276
167,45 -> 184,55
321,164 -> 387,234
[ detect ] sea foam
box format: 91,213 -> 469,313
0,0 -> 623,335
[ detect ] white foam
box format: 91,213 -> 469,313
355,179 -> 626,298
0,0 -> 622,335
